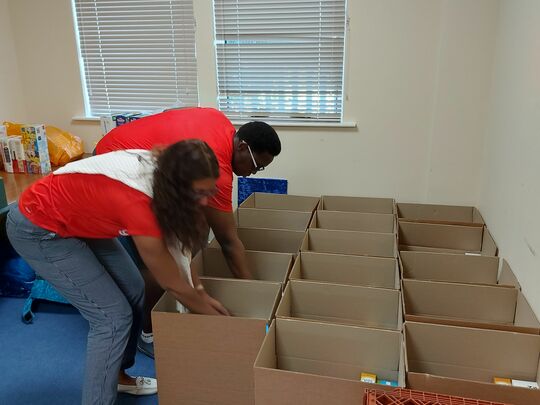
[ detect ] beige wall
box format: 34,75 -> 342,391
0,0 -> 27,121
479,0 -> 540,314
5,0 -> 498,205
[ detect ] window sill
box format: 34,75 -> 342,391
72,116 -> 357,129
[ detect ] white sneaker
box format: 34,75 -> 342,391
118,376 -> 157,395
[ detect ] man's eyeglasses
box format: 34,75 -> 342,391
191,188 -> 217,200
244,142 -> 265,174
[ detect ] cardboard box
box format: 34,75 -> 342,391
397,202 -> 485,225
289,251 -> 399,289
405,321 -> 540,405
236,207 -> 312,231
152,277 -> 282,405
398,220 -> 498,255
240,192 -> 319,212
254,318 -> 405,405
319,195 -> 395,214
301,228 -> 397,258
399,251 -> 500,285
192,247 -> 293,283
21,125 -> 51,174
276,280 -> 402,330
402,279 -> 540,334
209,227 -> 305,254
309,210 -> 395,233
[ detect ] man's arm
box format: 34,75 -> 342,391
132,235 -> 226,315
203,206 -> 253,279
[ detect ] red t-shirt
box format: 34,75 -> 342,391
96,107 -> 235,212
19,173 -> 161,239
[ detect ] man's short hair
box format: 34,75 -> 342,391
236,122 -> 281,156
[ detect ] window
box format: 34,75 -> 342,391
213,0 -> 347,123
73,0 -> 199,116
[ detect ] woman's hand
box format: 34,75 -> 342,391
200,291 -> 230,316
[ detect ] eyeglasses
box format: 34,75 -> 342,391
244,142 -> 265,174
191,188 -> 217,200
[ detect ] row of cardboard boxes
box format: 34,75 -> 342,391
152,193 -> 537,405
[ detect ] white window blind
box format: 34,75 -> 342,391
213,0 -> 346,123
73,0 -> 199,116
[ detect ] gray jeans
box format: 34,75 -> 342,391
6,205 -> 145,405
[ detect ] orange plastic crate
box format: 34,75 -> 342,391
365,388 -> 511,405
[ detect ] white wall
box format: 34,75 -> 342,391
0,0 -> 27,121
479,0 -> 540,314
5,0 -> 499,205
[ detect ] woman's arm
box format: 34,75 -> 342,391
132,235 -> 225,315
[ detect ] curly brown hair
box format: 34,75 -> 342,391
151,139 -> 219,253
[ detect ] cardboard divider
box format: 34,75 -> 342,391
301,228 -> 397,258
239,192 -> 319,212
236,207 -> 312,231
152,277 -> 282,405
405,321 -> 540,405
289,251 -> 399,289
309,210 -> 395,233
402,279 -> 540,334
209,227 -> 306,254
397,202 -> 485,225
193,247 -> 293,284
254,318 -> 405,405
276,280 -> 402,330
398,220 -> 498,255
319,195 -> 395,214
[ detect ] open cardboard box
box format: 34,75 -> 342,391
301,228 -> 397,258
402,279 -> 540,334
236,207 -> 312,231
399,251 -> 520,287
398,220 -> 498,256
209,227 -> 305,254
309,210 -> 395,233
254,318 -> 405,405
152,277 -> 282,405
319,195 -> 395,214
276,280 -> 402,330
405,321 -> 540,405
193,247 -> 293,283
289,251 -> 399,289
397,202 -> 485,226
239,192 -> 319,212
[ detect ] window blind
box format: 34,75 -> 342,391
213,0 -> 346,122
73,0 -> 199,116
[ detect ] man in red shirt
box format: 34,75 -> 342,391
96,107 -> 281,357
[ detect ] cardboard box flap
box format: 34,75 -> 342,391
400,251 -> 499,284
403,279 -> 518,325
237,208 -> 312,231
275,318 -> 401,370
405,322 -> 540,378
210,227 -> 305,253
482,228 -> 498,256
321,195 -> 395,214
397,202 -> 483,224
194,247 -> 292,283
515,292 -> 540,328
290,251 -> 397,289
200,277 -> 281,321
499,259 -> 521,289
240,192 -> 319,212
276,280 -> 400,330
254,320 -> 277,369
302,229 -> 396,258
311,210 -> 395,233
398,221 -> 483,251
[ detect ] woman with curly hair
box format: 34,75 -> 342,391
6,139 -> 229,405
